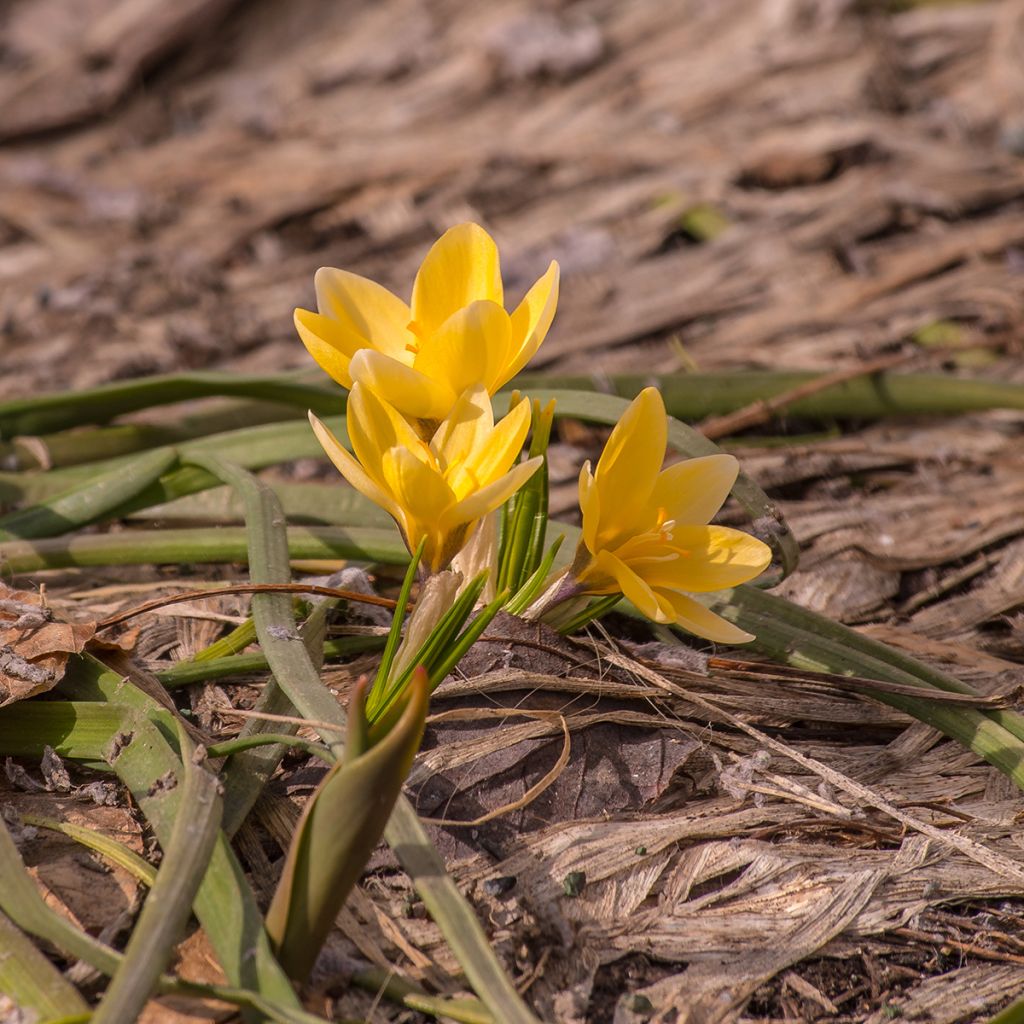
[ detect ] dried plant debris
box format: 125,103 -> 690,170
4,1 -> 1024,1022
3,1 -> 1024,391
0,583 -> 94,706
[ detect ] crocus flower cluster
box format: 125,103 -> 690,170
297,223 -> 771,642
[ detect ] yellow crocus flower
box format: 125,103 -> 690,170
309,382 -> 542,573
295,223 -> 559,425
572,387 -> 771,643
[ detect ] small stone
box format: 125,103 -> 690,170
482,875 -> 517,897
563,871 -> 586,897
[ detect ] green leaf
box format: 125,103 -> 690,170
369,537 -> 425,713
0,910 -> 89,1020
158,636 -> 386,690
59,654 -> 301,1010
23,816 -> 157,885
0,370 -> 340,438
689,585 -> 1024,789
91,722 -> 223,1024
367,574 -> 487,729
0,701 -> 124,761
509,370 -> 1024,421
0,524 -> 408,574
266,672 -> 429,982
506,535 -> 564,615
497,398 -> 554,593
0,447 -> 178,541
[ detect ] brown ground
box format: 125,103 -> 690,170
3,1 -> 1024,1022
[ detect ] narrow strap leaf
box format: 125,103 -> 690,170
0,910 -> 89,1020
0,447 -> 178,541
91,723 -> 223,1023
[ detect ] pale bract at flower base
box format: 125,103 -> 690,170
571,387 -> 772,643
310,383 -> 542,573
295,223 -> 559,427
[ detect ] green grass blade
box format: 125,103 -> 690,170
368,575 -> 487,725
188,453 -> 347,749
9,367 -> 1024,440
58,655 -> 301,1010
497,398 -> 554,593
1,417 -> 348,530
506,535 -> 564,615
427,589 -> 508,688
0,828 -> 325,1024
509,370 -> 1024,421
352,967 -> 494,1024
0,524 -> 408,573
0,371 -> 341,438
158,636 -> 386,689
369,538 -> 424,709
2,806 -> 333,1022
92,722 -> 223,1024
0,701 -> 124,761
220,679 -> 304,840
0,910 -> 89,1020
717,584 -> 1024,745
704,585 -> 1024,788
191,617 -> 258,662
132,481 -> 392,528
207,733 -> 334,763
0,448 -> 178,541
0,812 -> 123,976
23,816 -> 157,885
557,594 -> 623,634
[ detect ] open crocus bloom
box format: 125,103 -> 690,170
295,223 -> 559,427
310,382 -> 542,573
572,387 -> 772,643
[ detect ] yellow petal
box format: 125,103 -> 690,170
593,387 -> 667,546
346,381 -> 424,484
445,456 -> 543,528
452,395 -> 532,497
431,384 -> 493,474
648,454 -> 739,527
414,300 -> 513,396
349,349 -> 455,422
294,308 -> 361,388
308,412 -> 399,521
578,461 -> 600,553
410,223 -> 503,335
591,550 -> 674,622
635,525 -> 772,592
381,445 -> 456,541
314,267 -> 411,360
505,261 -> 560,384
658,591 -> 755,644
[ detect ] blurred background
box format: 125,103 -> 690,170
1,0 -> 1023,396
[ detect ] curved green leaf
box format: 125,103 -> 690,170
266,673 -> 428,982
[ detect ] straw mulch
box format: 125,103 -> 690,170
3,1 -> 1024,1021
